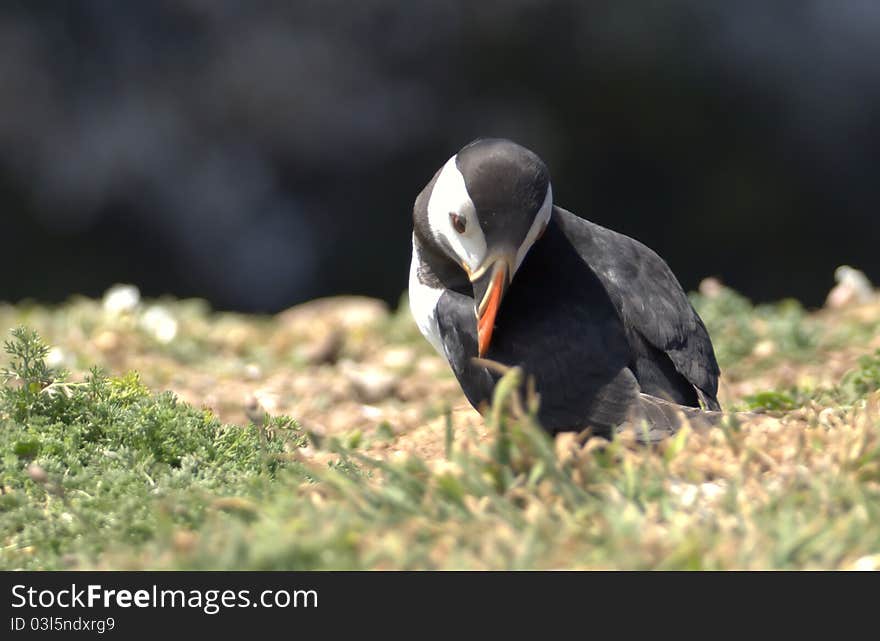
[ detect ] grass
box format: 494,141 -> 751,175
0,327 -> 301,569
1,283 -> 880,570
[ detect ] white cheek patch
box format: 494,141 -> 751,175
427,156 -> 487,274
515,184 -> 552,272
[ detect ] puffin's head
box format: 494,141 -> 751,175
414,138 -> 552,356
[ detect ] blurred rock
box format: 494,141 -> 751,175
140,305 -> 178,343
103,285 -> 141,315
94,330 -> 120,352
698,277 -> 724,299
395,377 -> 428,401
850,555 -> 880,571
299,420 -> 327,440
172,530 -> 199,554
243,363 -> 262,380
297,328 -> 344,365
244,395 -> 265,424
381,346 -> 416,370
361,405 -> 384,420
825,265 -> 874,308
343,364 -> 398,403
752,340 -> 776,358
278,297 -> 388,334
61,554 -> 79,568
27,464 -> 48,484
416,357 -> 446,376
103,284 -> 141,315
245,390 -> 283,424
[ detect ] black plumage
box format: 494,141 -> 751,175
411,139 -> 721,438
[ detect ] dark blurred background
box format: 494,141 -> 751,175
2,1 -> 878,312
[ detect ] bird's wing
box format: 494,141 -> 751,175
434,288 -> 499,412
435,254 -> 643,437
554,207 -> 721,410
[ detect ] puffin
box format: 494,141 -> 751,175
408,138 -> 721,440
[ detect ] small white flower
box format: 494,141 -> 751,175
103,284 -> 141,315
140,305 -> 178,344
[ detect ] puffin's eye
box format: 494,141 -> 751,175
449,212 -> 467,234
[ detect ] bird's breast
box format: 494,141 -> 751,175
408,236 -> 446,356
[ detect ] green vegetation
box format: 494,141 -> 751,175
0,327 -> 300,570
690,287 -> 819,369
740,349 -> 880,412
2,283 -> 880,570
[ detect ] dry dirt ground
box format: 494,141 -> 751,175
77,295 -> 493,466
17,282 -> 880,468
5,278 -> 880,570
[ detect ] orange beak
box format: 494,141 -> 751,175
472,258 -> 511,357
